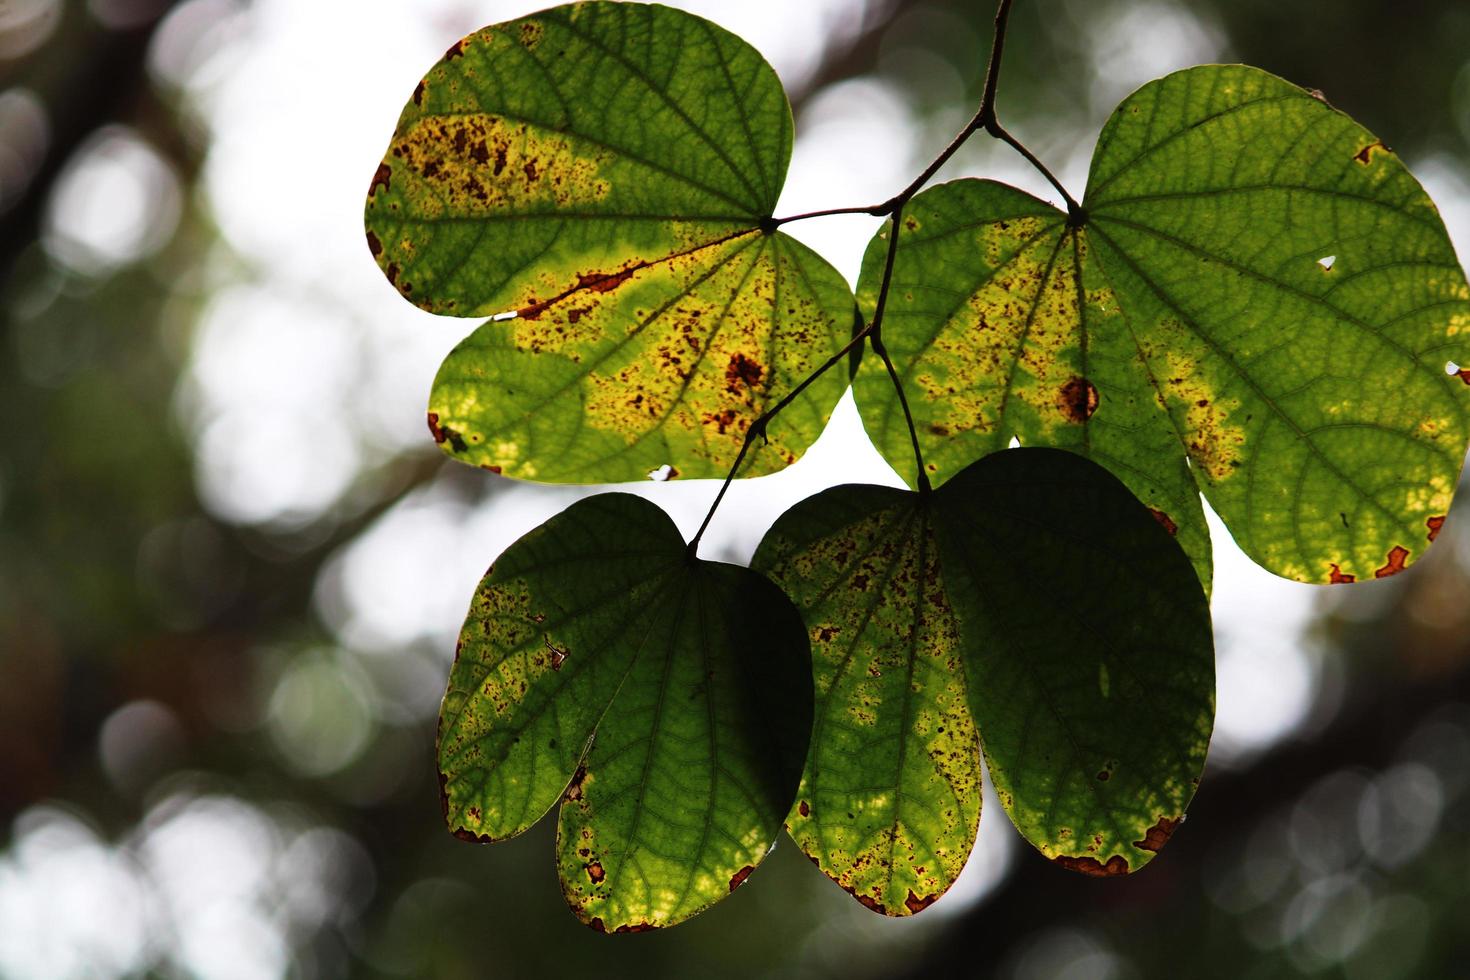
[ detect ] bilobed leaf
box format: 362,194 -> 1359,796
853,183 -> 1213,592
366,2 -> 853,482
857,65 -> 1470,585
932,448 -> 1214,875
752,486 -> 980,916
438,493 -> 812,930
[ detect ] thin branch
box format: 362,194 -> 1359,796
987,121 -> 1084,223
868,204 -> 931,494
763,204 -> 891,230
686,321 -> 875,558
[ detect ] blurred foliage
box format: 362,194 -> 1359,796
2,0 -> 1469,977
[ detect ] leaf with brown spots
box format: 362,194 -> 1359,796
753,486 -> 981,916
858,64 -> 1470,588
933,448 -> 1214,876
438,493 -> 811,931
853,181 -> 1213,595
364,2 -> 854,482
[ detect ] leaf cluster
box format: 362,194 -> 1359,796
363,1 -> 1470,930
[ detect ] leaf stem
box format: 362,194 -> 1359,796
763,205 -> 890,230
986,119 -> 1085,225
686,321 -> 875,558
868,204 -> 931,494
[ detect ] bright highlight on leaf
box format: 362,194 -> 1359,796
933,448 -> 1214,877
856,64 -> 1470,586
438,493 -> 812,931
366,1 -> 854,482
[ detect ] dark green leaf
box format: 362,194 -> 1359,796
933,448 -> 1214,875
438,493 -> 812,930
857,65 -> 1470,585
753,486 -> 981,915
366,2 -> 853,482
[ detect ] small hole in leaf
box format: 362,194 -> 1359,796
647,464 -> 676,481
1317,255 -> 1335,271
1008,435 -> 1021,449
492,310 -> 517,321
1446,361 -> 1461,376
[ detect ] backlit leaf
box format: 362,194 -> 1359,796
366,2 -> 853,482
753,485 -> 980,916
438,493 -> 812,930
933,448 -> 1214,875
856,65 -> 1470,585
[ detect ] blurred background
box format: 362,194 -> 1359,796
3,0 -> 1470,976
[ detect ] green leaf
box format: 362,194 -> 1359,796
856,64 -> 1470,585
366,2 -> 853,482
437,493 -> 812,930
932,448 -> 1214,876
752,486 -> 981,916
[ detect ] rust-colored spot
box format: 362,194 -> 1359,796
368,162 -> 391,197
384,262 -> 400,286
481,464 -> 502,474
367,163 -> 391,198
444,39 -> 466,60
729,865 -> 755,892
518,268 -> 636,320
1353,140 -> 1388,165
1328,563 -> 1355,584
1374,545 -> 1410,578
588,917 -> 606,933
797,800 -> 811,817
1456,367 -> 1470,385
1427,515 -> 1446,542
551,649 -> 566,671
1054,854 -> 1129,876
725,352 -> 764,393
702,408 -> 740,435
1133,816 -> 1179,853
366,230 -> 382,257
452,827 -> 493,844
928,423 -> 950,436
904,890 -> 937,914
903,216 -> 919,232
519,22 -> 543,48
1096,770 -> 1111,782
587,862 -> 605,883
565,765 -> 588,801
427,411 -> 446,444
614,922 -> 655,934
412,80 -> 426,106
578,268 -> 634,294
854,895 -> 886,913
1149,508 -> 1178,536
1058,376 -> 1099,423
